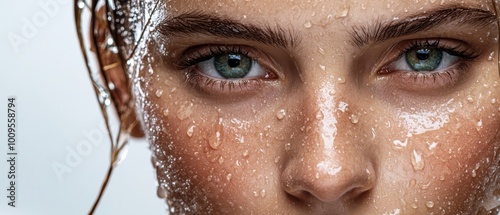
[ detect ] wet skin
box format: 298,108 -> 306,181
107,0 -> 500,214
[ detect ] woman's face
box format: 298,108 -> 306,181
119,0 -> 500,213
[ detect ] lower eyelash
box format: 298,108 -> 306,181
394,62 -> 470,88
184,68 -> 264,94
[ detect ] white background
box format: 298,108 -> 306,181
0,1 -> 165,214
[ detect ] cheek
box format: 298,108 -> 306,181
140,79 -> 284,211
371,89 -> 500,211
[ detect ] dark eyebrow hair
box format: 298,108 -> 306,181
350,6 -> 497,47
158,11 -> 299,48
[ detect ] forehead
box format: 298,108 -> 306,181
164,0 -> 495,22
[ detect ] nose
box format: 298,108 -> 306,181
280,83 -> 376,204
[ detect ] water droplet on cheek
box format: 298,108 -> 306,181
186,125 -> 195,137
304,20 -> 312,28
260,189 -> 266,198
467,95 -> 474,103
316,111 -> 324,120
242,149 -> 250,157
226,173 -> 232,181
276,109 -> 286,120
349,114 -> 359,124
218,156 -> 224,164
426,201 -> 434,208
155,89 -> 164,97
163,109 -> 169,117
488,51 -> 495,61
209,118 -> 224,150
411,149 -> 425,171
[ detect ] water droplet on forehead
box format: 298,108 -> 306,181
335,7 -> 349,18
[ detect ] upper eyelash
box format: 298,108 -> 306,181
177,45 -> 251,68
397,38 -> 482,61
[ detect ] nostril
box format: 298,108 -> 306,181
281,161 -> 376,205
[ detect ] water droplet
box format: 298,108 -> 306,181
276,109 -> 286,120
274,156 -> 280,163
411,149 -> 425,171
316,111 -> 324,120
426,201 -> 434,208
163,109 -> 169,117
350,114 -> 359,124
411,203 -> 418,209
177,102 -> 194,120
77,0 -> 86,9
471,169 -> 477,177
336,7 -> 349,18
427,142 -> 438,151
318,46 -> 326,55
226,173 -> 232,181
209,118 -> 224,149
492,98 -> 497,104
337,77 -> 346,84
242,149 -> 250,157
467,95 -> 474,103
304,20 -> 312,28
285,143 -> 291,151
253,191 -> 259,197
260,189 -> 266,198
155,89 -> 164,97
488,51 -> 495,61
156,185 -> 167,198
319,65 -> 326,71
218,156 -> 225,164
186,125 -> 195,137
393,139 -> 408,148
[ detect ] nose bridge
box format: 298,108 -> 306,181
281,79 -> 375,203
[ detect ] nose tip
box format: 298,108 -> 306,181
281,158 -> 375,203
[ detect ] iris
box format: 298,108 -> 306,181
214,54 -> 253,79
405,47 -> 443,71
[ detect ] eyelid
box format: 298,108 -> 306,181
375,38 -> 480,75
177,44 -> 281,95
373,38 -> 482,92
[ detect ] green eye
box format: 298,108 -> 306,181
405,47 -> 443,71
214,54 -> 253,79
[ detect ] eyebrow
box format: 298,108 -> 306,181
350,6 -> 497,47
158,11 -> 299,48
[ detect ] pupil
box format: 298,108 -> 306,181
228,54 -> 241,67
416,49 -> 430,60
